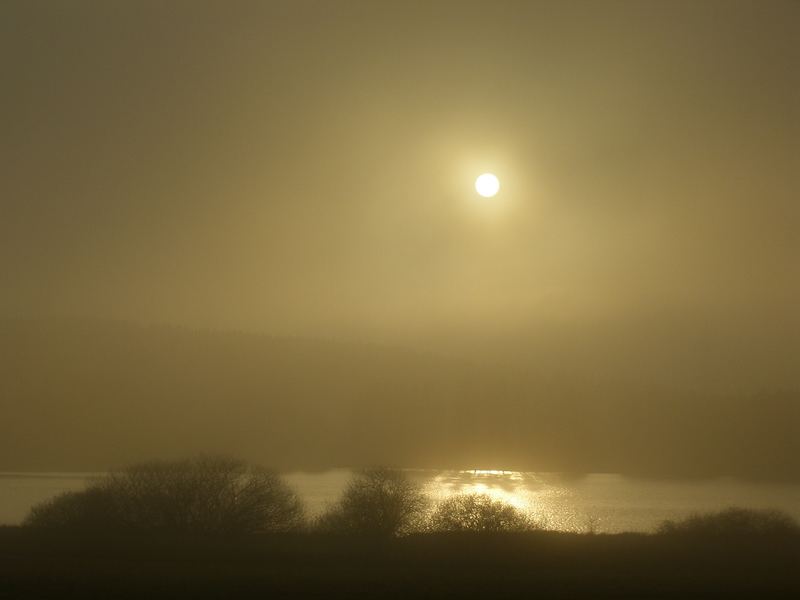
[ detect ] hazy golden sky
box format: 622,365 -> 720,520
2,2 -> 799,475
3,0 -> 798,343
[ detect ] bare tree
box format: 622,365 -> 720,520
316,467 -> 426,536
25,455 -> 304,534
23,486 -> 118,530
425,493 -> 538,533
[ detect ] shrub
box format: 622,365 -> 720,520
657,507 -> 799,537
25,456 -> 304,534
316,467 -> 426,536
24,486 -> 119,529
426,493 -> 538,532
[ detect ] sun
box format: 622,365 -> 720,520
475,173 -> 500,198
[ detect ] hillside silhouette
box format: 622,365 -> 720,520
1,318 -> 798,479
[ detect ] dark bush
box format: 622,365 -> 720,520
23,486 -> 119,529
657,507 -> 799,536
25,456 -> 304,534
316,467 -> 426,536
426,493 -> 538,532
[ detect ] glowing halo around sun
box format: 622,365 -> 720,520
475,173 -> 500,197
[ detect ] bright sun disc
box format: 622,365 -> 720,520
475,173 -> 500,197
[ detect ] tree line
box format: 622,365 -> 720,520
24,456 -> 799,537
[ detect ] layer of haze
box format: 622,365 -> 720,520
1,1 -> 798,475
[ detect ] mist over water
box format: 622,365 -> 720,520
4,470 -> 799,534
3,320 -> 798,481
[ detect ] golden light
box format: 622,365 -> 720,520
475,173 -> 500,198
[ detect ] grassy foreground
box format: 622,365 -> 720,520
1,527 -> 798,599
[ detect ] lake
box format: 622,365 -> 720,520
2,470 -> 799,533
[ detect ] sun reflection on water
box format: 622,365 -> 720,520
418,469 -> 590,532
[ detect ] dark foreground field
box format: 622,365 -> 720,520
1,527 -> 798,599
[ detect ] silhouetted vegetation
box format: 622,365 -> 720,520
24,456 -> 304,534
3,525 -> 799,599
425,493 -> 538,532
14,461 -> 800,598
23,486 -> 118,530
657,507 -> 799,537
316,467 -> 426,536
